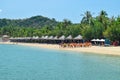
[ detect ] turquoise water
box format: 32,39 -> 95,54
0,44 -> 120,80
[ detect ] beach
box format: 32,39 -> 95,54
1,42 -> 120,56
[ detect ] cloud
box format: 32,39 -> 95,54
0,9 -> 2,12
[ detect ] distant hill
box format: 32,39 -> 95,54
0,15 -> 58,28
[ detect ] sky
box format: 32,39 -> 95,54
0,0 -> 120,23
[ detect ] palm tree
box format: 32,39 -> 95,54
98,10 -> 108,23
63,19 -> 72,28
97,10 -> 109,29
81,11 -> 92,25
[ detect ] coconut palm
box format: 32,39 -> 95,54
81,11 -> 93,25
97,10 -> 109,29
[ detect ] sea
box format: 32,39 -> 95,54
0,44 -> 120,80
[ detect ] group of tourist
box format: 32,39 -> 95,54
60,42 -> 92,48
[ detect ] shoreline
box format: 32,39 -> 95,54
1,42 -> 120,56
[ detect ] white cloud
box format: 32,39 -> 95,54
0,9 -> 2,12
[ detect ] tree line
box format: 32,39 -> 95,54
0,10 -> 120,42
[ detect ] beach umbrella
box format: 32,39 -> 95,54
32,36 -> 37,39
74,35 -> 82,40
53,36 -> 58,40
41,36 -> 45,39
48,36 -> 54,40
59,35 -> 65,40
44,36 -> 48,39
2,35 -> 9,38
66,35 -> 72,39
96,39 -> 100,41
10,37 -> 14,39
91,39 -> 96,41
100,39 -> 105,42
32,36 -> 36,38
35,36 -> 39,39
25,37 -> 31,40
32,36 -> 39,40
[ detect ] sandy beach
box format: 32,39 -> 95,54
1,42 -> 120,56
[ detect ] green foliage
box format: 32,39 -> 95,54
104,20 -> 120,41
0,11 -> 120,42
0,15 -> 58,28
80,10 -> 120,42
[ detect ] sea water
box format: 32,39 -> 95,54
0,44 -> 120,80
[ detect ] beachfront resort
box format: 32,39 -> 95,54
0,34 -> 119,56
0,10 -> 120,56
1,0 -> 120,80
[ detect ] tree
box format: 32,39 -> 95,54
62,19 -> 72,28
81,11 -> 93,25
96,10 -> 109,29
104,17 -> 120,42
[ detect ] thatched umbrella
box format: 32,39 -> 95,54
52,36 -> 59,44
42,36 -> 48,43
40,36 -> 45,43
41,36 -> 45,39
47,36 -> 54,44
35,36 -> 39,39
74,35 -> 82,40
2,35 -> 9,38
53,36 -> 58,40
66,35 -> 72,40
32,36 -> 39,43
44,36 -> 48,39
66,35 -> 73,43
2,35 -> 10,42
74,35 -> 83,43
48,36 -> 54,40
59,35 -> 65,40
58,35 -> 65,43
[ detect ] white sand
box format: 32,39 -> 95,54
1,42 -> 120,56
